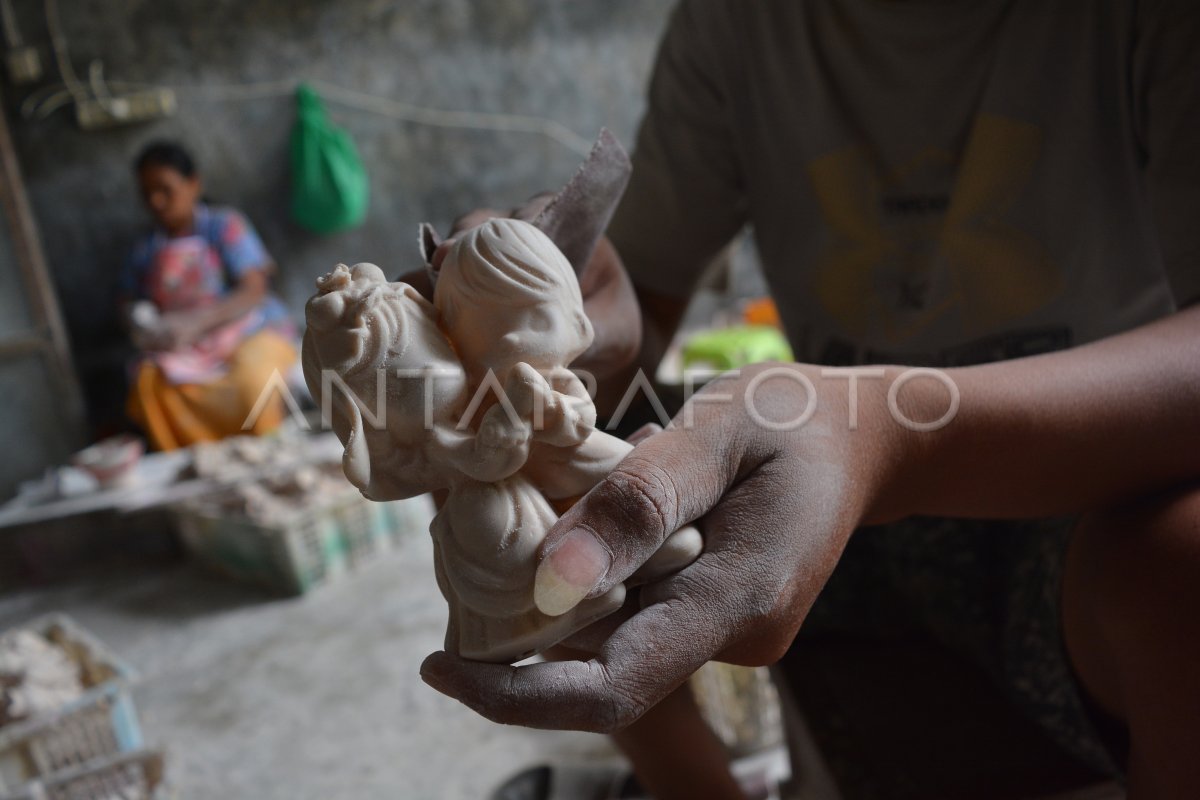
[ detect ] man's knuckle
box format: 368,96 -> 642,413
478,672 -> 526,725
718,567 -> 789,632
590,663 -> 650,733
604,463 -> 679,534
606,685 -> 649,733
668,567 -> 722,607
740,584 -> 804,664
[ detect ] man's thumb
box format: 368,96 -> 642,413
534,526 -> 614,616
533,428 -> 731,616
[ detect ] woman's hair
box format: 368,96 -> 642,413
134,140 -> 197,178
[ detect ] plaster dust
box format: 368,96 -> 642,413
0,628 -> 85,726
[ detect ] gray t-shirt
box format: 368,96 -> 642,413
608,0 -> 1200,366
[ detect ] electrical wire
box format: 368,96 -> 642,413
19,82 -> 71,118
36,0 -> 135,118
304,80 -> 593,156
88,60 -> 112,101
114,78 -> 299,103
0,0 -> 22,49
23,75 -> 593,156
25,0 -> 593,156
111,78 -> 594,155
43,0 -> 89,104
85,58 -> 136,118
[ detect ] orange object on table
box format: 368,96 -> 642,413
742,297 -> 781,327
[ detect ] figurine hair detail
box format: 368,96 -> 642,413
437,219 -> 584,310
305,262 -> 447,381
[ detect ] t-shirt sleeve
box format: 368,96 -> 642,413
215,209 -> 272,281
607,0 -> 748,299
1133,0 -> 1200,307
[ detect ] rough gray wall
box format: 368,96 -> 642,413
4,0 -> 674,429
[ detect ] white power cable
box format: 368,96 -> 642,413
112,78 -> 298,103
43,0 -> 89,104
305,79 -> 593,156
20,84 -> 74,118
88,60 -> 112,101
25,0 -> 593,156
108,78 -> 594,156
22,74 -> 593,156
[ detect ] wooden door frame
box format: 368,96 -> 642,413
0,85 -> 85,435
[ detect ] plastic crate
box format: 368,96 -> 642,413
0,749 -> 165,800
0,616 -> 144,792
379,495 -> 435,544
175,491 -> 434,595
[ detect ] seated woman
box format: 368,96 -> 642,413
122,140 -> 297,451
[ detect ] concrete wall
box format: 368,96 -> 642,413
4,0 -> 674,430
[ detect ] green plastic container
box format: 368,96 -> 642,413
681,325 -> 793,372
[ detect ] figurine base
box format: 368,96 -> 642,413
450,584 -> 627,664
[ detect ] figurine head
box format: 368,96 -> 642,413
434,218 -> 594,377
303,263 -> 464,499
304,261 -> 464,373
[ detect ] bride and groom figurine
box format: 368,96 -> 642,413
302,132 -> 701,662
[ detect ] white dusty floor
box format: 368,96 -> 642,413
0,532 -> 617,800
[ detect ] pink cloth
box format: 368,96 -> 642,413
143,235 -> 259,384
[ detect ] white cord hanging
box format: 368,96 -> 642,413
22,73 -> 593,157
26,0 -> 593,155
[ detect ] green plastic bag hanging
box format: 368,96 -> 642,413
290,84 -> 369,234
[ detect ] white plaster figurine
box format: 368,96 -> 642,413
303,218 -> 701,663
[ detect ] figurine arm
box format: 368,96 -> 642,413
432,422 -> 531,484
525,367 -> 596,447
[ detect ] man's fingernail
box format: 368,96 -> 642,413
535,528 -> 611,617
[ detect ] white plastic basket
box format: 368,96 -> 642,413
0,749 -> 165,800
0,616 -> 144,792
175,492 -> 433,595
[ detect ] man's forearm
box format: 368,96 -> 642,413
578,236 -> 691,418
591,285 -> 688,419
870,306 -> 1200,522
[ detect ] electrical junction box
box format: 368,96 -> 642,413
75,88 -> 177,130
5,45 -> 41,84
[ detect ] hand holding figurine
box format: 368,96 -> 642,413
421,364 -> 907,731
304,219 -> 701,663
305,133 -> 702,665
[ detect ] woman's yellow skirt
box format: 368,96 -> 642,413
127,330 -> 298,451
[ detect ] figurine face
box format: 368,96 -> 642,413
454,302 -> 591,375
435,219 -> 594,377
